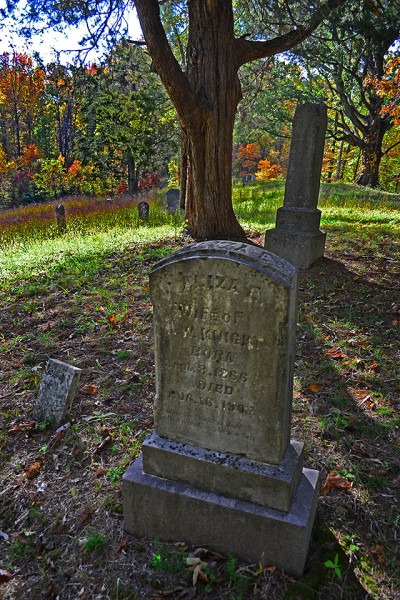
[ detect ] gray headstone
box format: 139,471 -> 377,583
264,103 -> 327,268
138,201 -> 149,222
123,242 -> 320,575
166,188 -> 180,213
150,241 -> 298,465
284,103 -> 327,209
33,359 -> 81,426
55,205 -> 66,233
241,174 -> 256,185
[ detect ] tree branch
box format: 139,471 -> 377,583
134,0 -> 201,129
234,0 -> 347,67
383,139 -> 400,155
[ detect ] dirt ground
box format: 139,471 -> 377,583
0,231 -> 399,599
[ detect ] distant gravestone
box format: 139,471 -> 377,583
241,174 -> 256,185
33,359 -> 82,426
264,103 -> 327,268
166,188 -> 180,213
55,205 -> 66,233
123,241 -> 320,576
138,201 -> 149,222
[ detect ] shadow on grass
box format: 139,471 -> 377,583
293,255 -> 399,597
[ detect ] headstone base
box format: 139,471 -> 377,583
264,229 -> 326,269
142,433 -> 304,512
122,456 -> 320,576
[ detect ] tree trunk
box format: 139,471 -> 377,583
13,99 -> 21,157
355,94 -> 388,187
134,0 -> 345,240
179,129 -> 189,210
355,118 -> 385,187
334,140 -> 344,181
181,2 -> 247,240
127,155 -> 137,194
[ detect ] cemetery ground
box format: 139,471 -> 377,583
0,182 -> 399,599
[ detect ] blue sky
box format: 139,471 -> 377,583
0,3 -> 142,63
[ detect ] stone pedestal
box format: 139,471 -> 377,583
265,103 -> 327,269
265,207 -> 326,268
123,457 -> 320,577
122,242 -> 320,575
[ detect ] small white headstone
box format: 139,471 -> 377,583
33,359 -> 82,426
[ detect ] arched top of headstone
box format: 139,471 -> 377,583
151,241 -> 297,288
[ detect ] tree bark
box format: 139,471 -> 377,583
355,115 -> 386,187
183,0 -> 245,240
127,155 -> 137,194
334,140 -> 344,181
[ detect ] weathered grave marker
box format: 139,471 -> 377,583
166,188 -> 180,213
33,359 -> 81,426
55,205 -> 66,233
123,241 -> 320,575
264,103 -> 327,268
241,174 -> 256,185
138,201 -> 149,222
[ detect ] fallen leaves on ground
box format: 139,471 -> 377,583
8,421 -> 35,434
325,347 -> 347,360
320,471 -> 352,495
22,461 -> 42,480
307,383 -> 322,393
80,384 -> 98,395
186,557 -> 209,585
0,569 -> 12,583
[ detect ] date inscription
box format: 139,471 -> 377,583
167,390 -> 255,416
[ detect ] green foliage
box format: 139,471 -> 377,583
167,157 -> 179,187
33,156 -> 66,199
224,554 -> 252,599
324,553 -> 342,578
76,42 -> 178,194
82,532 -> 109,553
150,541 -> 186,575
106,466 -> 125,483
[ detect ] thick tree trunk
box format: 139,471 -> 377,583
355,117 -> 385,187
182,1 -> 246,240
356,147 -> 382,187
355,78 -> 389,187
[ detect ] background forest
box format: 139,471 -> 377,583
0,0 -> 399,211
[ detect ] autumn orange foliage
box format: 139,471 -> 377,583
364,56 -> 400,125
255,158 -> 283,181
236,143 -> 261,175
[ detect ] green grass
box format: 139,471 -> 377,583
1,182 -> 399,280
0,225 -> 182,287
232,179 -> 400,233
0,193 -> 184,247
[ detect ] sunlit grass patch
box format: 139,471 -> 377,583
0,225 -> 183,289
0,193 -> 184,248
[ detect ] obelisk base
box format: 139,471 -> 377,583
265,228 -> 326,269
